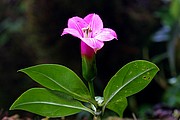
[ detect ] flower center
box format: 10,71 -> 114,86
82,26 -> 92,38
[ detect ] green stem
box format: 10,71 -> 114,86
88,81 -> 95,99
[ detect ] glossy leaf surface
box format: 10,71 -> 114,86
103,60 -> 159,115
10,88 -> 94,117
106,97 -> 127,117
19,64 -> 94,103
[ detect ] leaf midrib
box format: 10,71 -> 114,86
103,67 -> 155,109
13,101 -> 93,114
25,70 -> 90,102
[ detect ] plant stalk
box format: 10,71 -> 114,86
88,81 -> 95,99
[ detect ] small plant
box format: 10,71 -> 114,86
10,13 -> 159,120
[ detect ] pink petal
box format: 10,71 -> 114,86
68,16 -> 88,36
84,13 -> 94,24
81,41 -> 95,58
81,38 -> 104,52
84,13 -> 103,37
94,28 -> 118,41
61,28 -> 82,38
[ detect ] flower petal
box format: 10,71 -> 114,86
81,41 -> 94,58
84,13 -> 94,24
81,38 -> 104,52
94,28 -> 118,41
61,28 -> 82,38
84,13 -> 103,37
68,16 -> 88,37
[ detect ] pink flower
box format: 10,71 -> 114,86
61,13 -> 117,53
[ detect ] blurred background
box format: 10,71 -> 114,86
0,0 -> 179,119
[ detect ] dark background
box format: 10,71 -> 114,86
0,0 -> 179,118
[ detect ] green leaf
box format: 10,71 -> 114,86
10,88 -> 94,117
103,60 -> 159,115
19,64 -> 95,104
106,97 -> 127,117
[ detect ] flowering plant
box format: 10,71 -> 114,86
10,13 -> 159,120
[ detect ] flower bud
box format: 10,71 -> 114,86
81,41 -> 97,81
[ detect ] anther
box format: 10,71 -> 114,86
82,26 -> 92,38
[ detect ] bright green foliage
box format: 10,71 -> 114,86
11,60 -> 159,118
10,88 -> 94,117
19,64 -> 95,104
106,97 -> 127,117
103,60 -> 159,116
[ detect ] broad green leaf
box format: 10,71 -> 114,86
106,97 -> 127,118
19,64 -> 95,104
103,60 -> 159,114
10,88 -> 94,117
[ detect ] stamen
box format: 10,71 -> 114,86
82,26 -> 92,38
